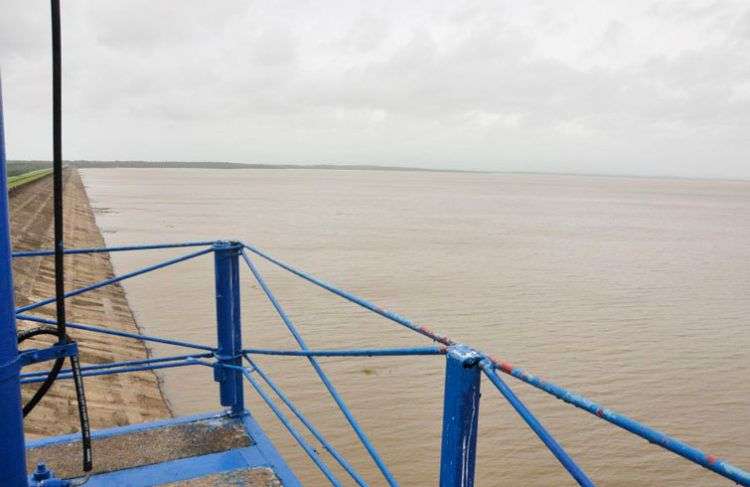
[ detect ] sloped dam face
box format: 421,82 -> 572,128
11,170 -> 171,439
56,167 -> 750,486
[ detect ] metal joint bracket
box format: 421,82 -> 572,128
18,341 -> 79,367
447,344 -> 482,367
211,358 -> 241,377
211,240 -> 243,253
212,363 -> 226,382
213,351 -> 243,361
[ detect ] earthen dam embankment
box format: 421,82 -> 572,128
10,169 -> 171,438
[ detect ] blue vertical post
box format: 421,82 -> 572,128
213,241 -> 244,416
0,77 -> 29,485
439,346 -> 482,487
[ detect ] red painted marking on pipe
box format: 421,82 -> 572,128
417,325 -> 454,346
497,358 -> 513,373
489,356 -> 514,374
596,408 -> 604,418
707,454 -> 718,465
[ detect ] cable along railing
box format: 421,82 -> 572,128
12,240 -> 750,486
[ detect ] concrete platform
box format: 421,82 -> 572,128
25,412 -> 299,486
164,468 -> 282,486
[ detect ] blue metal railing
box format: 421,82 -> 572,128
10,240 -> 750,486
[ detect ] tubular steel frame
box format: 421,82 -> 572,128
1,240 -> 747,486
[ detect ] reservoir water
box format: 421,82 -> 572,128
81,168 -> 750,486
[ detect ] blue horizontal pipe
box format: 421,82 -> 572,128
487,358 -> 750,486
245,242 -> 750,486
16,247 -> 213,313
243,346 -> 445,357
20,352 -> 213,379
244,355 -> 368,486
12,241 -> 216,258
480,360 -> 594,487
190,358 -> 343,486
16,314 -> 215,352
243,244 -> 449,345
241,250 -> 398,486
19,358 -> 201,384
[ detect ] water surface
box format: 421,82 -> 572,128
82,168 -> 750,486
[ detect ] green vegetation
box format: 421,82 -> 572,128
7,168 -> 53,190
5,161 -> 53,190
6,161 -> 51,177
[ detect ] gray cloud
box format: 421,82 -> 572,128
1,0 -> 748,178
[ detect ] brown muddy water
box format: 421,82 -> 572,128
81,168 -> 750,486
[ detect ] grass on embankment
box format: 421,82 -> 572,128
6,161 -> 51,177
7,168 -> 53,190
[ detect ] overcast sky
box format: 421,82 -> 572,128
1,1 -> 749,178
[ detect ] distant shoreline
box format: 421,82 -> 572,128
6,160 -> 749,182
7,160 -> 482,174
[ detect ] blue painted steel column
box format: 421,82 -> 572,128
0,77 -> 29,485
440,345 -> 482,487
213,241 -> 244,415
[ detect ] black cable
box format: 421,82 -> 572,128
18,0 -> 70,431
18,326 -> 92,471
9,0 -> 92,475
31,0 -> 68,419
70,350 -> 92,471
24,358 -> 64,415
51,0 -> 64,337
17,328 -> 65,416
23,0 -> 94,472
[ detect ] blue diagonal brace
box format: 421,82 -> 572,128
481,360 -> 594,487
241,250 -> 398,486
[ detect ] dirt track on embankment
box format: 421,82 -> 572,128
10,169 -> 171,438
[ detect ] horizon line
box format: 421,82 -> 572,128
6,159 -> 749,183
